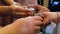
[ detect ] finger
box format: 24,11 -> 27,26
34,26 -> 41,31
26,16 -> 43,20
42,12 -> 51,25
33,16 -> 43,21
43,16 -> 50,25
36,12 -> 44,17
12,6 -> 31,12
33,5 -> 50,12
32,5 -> 42,11
34,21 -> 43,26
12,12 -> 26,15
12,10 -> 33,16
22,6 -> 28,9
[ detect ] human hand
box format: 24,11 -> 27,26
13,16 -> 43,34
10,5 -> 34,17
31,4 -> 51,25
41,12 -> 57,24
30,4 -> 50,12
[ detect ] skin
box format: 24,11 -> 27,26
42,12 -> 60,24
3,0 -> 14,5
32,5 -> 60,24
33,5 -> 60,23
57,12 -> 60,22
0,6 -> 33,16
0,0 -> 35,16
0,0 -> 55,34
31,5 -> 50,12
0,0 -> 24,27
0,16 -> 43,34
1,0 -> 21,6
31,5 -> 50,25
0,5 -> 60,34
0,4 -> 50,17
0,0 -> 50,17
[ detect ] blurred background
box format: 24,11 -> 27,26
38,0 -> 60,12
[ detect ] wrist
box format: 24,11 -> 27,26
50,12 -> 58,23
57,12 -> 60,23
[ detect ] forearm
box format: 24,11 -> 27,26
52,12 -> 60,23
0,21 -> 22,34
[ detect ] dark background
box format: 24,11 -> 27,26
38,0 -> 60,12
49,0 -> 60,12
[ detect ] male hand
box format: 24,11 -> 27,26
10,5 -> 34,17
42,12 -> 58,24
13,16 -> 43,34
31,4 -> 50,25
31,4 -> 50,12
